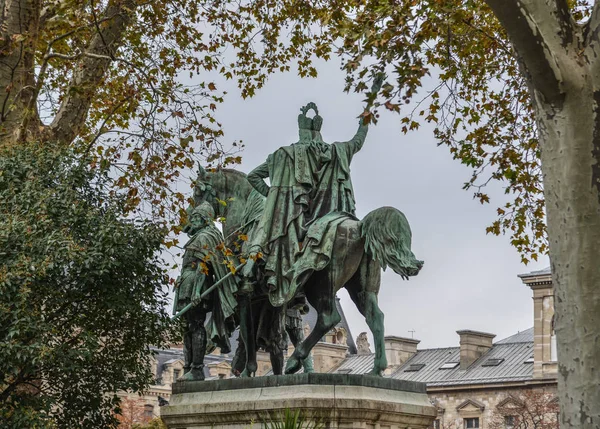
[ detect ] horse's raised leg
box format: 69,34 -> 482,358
345,257 -> 387,376
285,274 -> 341,374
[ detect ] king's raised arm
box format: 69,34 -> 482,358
338,73 -> 385,154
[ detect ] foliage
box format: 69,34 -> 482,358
4,1 -> 592,259
199,1 -> 593,262
0,145 -> 175,428
489,390 -> 559,429
264,408 -> 325,429
0,0 -> 345,238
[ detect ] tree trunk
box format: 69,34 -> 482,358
483,1 -> 600,427
0,0 -> 137,148
534,75 -> 600,429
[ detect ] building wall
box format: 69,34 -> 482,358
430,384 -> 558,429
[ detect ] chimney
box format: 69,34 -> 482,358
384,336 -> 420,367
457,330 -> 495,369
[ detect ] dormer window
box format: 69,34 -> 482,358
482,358 -> 504,367
439,362 -> 459,370
404,363 -> 425,372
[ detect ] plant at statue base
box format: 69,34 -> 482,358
264,409 -> 325,429
0,145 -> 176,428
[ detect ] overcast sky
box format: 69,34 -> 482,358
191,58 -> 549,350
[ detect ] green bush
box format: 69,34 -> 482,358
0,146 -> 175,428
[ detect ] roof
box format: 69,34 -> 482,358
495,327 -> 534,344
152,348 -> 183,380
330,353 -> 375,374
327,330 -> 536,388
518,266 -> 551,278
390,342 -> 534,387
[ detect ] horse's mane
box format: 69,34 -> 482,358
210,168 -> 248,180
360,206 -> 420,276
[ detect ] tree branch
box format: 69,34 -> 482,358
0,0 -> 42,144
484,0 -> 571,106
47,0 -> 137,146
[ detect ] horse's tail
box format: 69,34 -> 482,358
360,206 -> 424,279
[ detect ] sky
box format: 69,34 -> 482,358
190,58 -> 549,350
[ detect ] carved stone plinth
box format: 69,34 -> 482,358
161,374 -> 436,429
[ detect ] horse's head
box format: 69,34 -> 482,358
193,170 -> 216,208
397,259 -> 424,280
192,164 -> 255,241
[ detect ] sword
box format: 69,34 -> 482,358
172,261 -> 246,320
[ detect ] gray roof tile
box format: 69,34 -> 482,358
329,353 -> 375,374
326,332 -> 535,388
496,327 -> 534,344
390,342 -> 534,386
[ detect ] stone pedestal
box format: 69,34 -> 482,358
161,374 -> 436,429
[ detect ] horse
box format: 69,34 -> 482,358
194,167 -> 303,376
195,167 -> 423,376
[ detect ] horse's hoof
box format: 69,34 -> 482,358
285,355 -> 302,374
240,369 -> 254,378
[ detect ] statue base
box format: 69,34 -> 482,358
161,374 -> 436,429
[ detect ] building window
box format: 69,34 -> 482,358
143,404 -> 154,419
432,419 -> 441,429
404,363 -> 426,372
464,418 -> 479,429
505,415 -> 515,429
550,334 -> 557,361
173,369 -> 181,380
482,358 -> 505,367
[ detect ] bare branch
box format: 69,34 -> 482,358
47,0 -> 138,145
484,0 -> 569,106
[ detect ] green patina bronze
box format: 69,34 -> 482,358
173,202 -> 238,381
174,74 -> 424,379
243,102 -> 368,307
